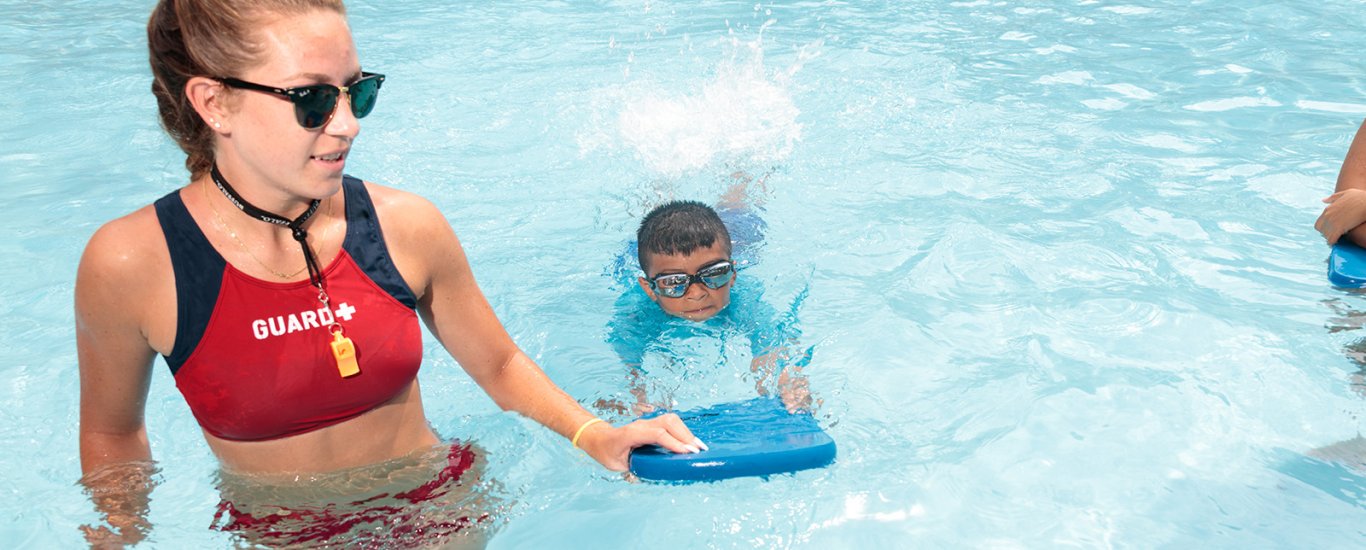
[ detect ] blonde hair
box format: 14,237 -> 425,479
147,0 -> 346,178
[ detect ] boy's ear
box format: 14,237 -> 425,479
637,276 -> 658,302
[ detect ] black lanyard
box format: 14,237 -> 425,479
209,165 -> 325,288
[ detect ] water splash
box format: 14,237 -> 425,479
584,34 -> 810,179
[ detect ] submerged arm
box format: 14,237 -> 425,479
748,280 -> 815,413
751,347 -> 813,413
75,217 -> 161,545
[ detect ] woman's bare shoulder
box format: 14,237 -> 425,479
360,180 -> 451,237
360,180 -> 441,214
78,201 -> 173,291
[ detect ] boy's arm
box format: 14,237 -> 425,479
716,171 -> 772,265
750,347 -> 813,413
746,281 -> 815,412
718,170 -> 770,211
747,312 -> 813,412
598,297 -> 664,416
592,367 -> 659,417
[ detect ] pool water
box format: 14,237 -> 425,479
4,0 -> 1366,547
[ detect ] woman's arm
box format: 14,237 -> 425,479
382,189 -> 700,470
1316,120 -> 1366,246
75,213 -> 163,545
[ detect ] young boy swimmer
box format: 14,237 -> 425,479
605,198 -> 812,415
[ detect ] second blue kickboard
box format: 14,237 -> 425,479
1329,241 -> 1366,288
628,397 -> 836,482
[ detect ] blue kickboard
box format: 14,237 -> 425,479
1329,241 -> 1366,288
628,397 -> 836,482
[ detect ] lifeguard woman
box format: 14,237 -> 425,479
76,0 -> 699,544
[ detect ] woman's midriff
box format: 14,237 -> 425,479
204,380 -> 440,477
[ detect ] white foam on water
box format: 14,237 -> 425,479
582,34 -> 808,178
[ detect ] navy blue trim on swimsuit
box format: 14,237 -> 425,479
154,192 -> 227,375
154,176 -> 417,375
340,176 -> 417,309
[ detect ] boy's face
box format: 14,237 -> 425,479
639,242 -> 734,322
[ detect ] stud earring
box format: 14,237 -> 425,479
211,118 -> 221,129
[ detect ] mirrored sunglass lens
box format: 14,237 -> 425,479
701,274 -> 730,288
350,78 -> 381,118
655,275 -> 689,287
654,275 -> 689,296
699,264 -> 733,288
296,86 -> 339,128
699,263 -> 731,276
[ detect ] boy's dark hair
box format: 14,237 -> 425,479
637,200 -> 732,274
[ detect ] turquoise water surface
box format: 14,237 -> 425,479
3,1 -> 1366,547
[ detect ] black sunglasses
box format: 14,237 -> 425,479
647,260 -> 735,298
216,72 -> 386,129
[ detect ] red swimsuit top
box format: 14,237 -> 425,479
154,177 -> 423,441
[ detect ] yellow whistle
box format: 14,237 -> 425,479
331,332 -> 360,378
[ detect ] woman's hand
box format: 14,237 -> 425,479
576,414 -> 705,471
78,460 -> 158,547
1316,188 -> 1366,245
